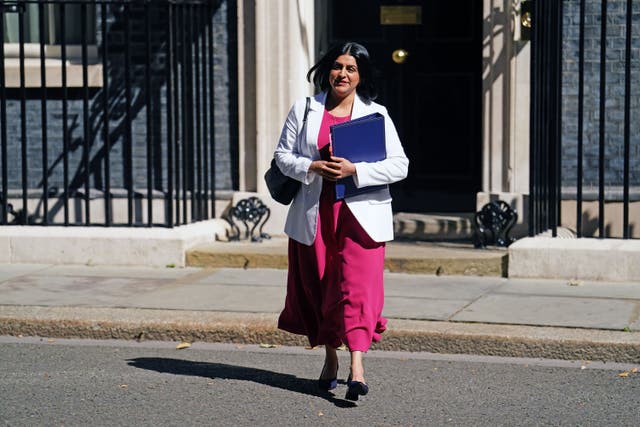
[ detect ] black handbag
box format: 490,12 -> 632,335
264,97 -> 310,205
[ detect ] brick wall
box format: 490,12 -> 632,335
1,0 -> 236,197
561,0 -> 640,197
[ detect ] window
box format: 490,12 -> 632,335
2,2 -> 101,88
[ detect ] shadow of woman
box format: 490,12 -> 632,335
127,357 -> 356,408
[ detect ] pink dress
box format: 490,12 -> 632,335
277,109 -> 387,352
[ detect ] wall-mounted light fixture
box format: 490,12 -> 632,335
520,1 -> 532,41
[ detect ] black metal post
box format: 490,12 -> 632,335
60,2 -> 69,225
145,2 -> 153,226
124,4 -> 133,225
598,0 -> 607,237
622,0 -> 632,238
39,1 -> 49,224
19,6 -> 27,224
553,0 -> 563,237
194,4 -> 203,221
0,6 -> 6,224
181,5 -> 188,224
102,3 -> 111,226
166,1 -> 174,228
186,5 -> 195,221
81,2 -> 91,224
201,6 -> 209,219
208,0 -> 216,217
541,0 -> 550,234
576,0 -> 585,237
172,4 -> 181,225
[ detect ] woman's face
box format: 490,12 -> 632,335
329,54 -> 360,99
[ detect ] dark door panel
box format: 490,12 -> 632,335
327,0 -> 482,212
411,73 -> 478,186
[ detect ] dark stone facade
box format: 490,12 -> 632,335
1,0 -> 237,198
562,0 -> 640,198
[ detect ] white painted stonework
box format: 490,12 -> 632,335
509,237 -> 640,282
0,220 -> 228,267
480,1 -> 531,225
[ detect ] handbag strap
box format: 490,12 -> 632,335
303,97 -> 310,125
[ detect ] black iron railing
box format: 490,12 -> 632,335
529,0 -> 563,237
0,0 -> 218,227
530,0 -> 638,239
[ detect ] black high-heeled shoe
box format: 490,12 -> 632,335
318,362 -> 338,391
345,375 -> 369,401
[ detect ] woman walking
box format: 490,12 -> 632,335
273,42 -> 409,401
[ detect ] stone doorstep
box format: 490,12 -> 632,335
393,212 -> 475,241
1,307 -> 639,363
185,240 -> 508,277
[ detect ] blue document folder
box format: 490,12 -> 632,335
330,112 -> 387,199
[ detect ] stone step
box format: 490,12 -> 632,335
393,212 -> 475,241
186,237 -> 507,277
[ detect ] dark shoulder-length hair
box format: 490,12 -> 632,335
306,42 -> 377,103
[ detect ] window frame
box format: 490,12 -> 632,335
2,2 -> 102,88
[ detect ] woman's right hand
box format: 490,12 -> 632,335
309,160 -> 341,182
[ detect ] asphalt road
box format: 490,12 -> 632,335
1,336 -> 639,426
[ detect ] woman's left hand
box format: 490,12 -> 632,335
328,156 -> 356,179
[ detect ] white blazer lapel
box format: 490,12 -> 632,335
304,93 -> 326,156
350,93 -> 371,120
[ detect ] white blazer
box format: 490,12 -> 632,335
274,92 -> 409,245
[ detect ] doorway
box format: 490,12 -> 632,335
323,1 -> 483,212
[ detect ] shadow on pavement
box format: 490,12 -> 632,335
127,357 -> 356,408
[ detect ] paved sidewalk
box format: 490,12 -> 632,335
1,263 -> 639,362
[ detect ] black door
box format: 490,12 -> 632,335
326,1 -> 483,212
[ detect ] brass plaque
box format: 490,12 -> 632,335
380,6 -> 422,25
